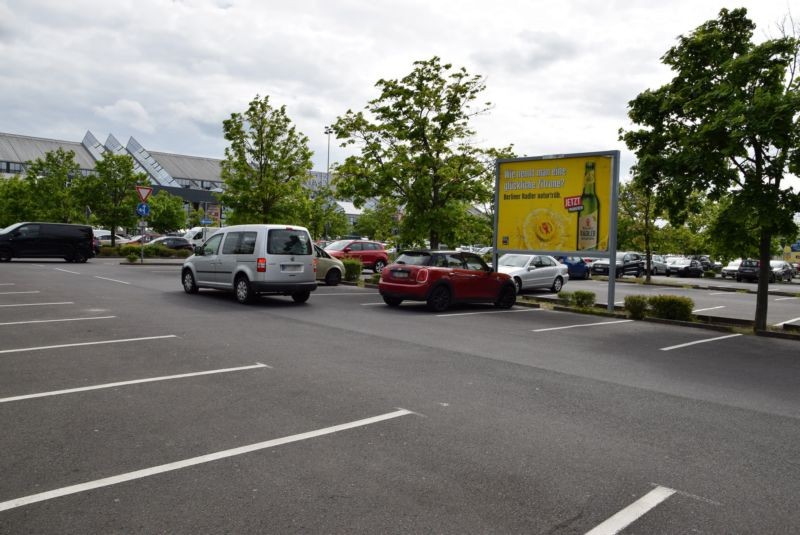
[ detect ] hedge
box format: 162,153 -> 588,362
342,258 -> 363,281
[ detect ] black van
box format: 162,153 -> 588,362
0,222 -> 95,263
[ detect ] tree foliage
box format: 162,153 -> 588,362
24,148 -> 82,223
0,176 -> 36,227
79,152 -> 148,245
354,199 -> 400,242
218,95 -> 313,225
303,185 -> 349,240
621,8 -> 800,330
148,191 -> 186,234
332,57 -> 514,249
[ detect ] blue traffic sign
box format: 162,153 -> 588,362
136,203 -> 150,217
200,218 -> 213,225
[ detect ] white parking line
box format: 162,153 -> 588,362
532,320 -> 632,333
709,291 -> 734,295
0,408 -> 414,512
0,363 -> 270,403
0,302 -> 73,308
0,291 -> 40,295
585,485 -> 676,535
54,268 -> 80,274
0,335 -> 177,355
692,306 -> 725,313
660,333 -> 742,351
313,291 -> 376,295
774,316 -> 800,327
94,276 -> 130,285
437,308 -> 542,318
775,297 -> 798,301
360,302 -> 385,306
0,316 -> 116,326
0,283 -> 15,286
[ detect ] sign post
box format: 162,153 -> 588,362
134,186 -> 152,265
493,151 -> 620,312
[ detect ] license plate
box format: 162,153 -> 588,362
392,271 -> 409,279
281,264 -> 302,272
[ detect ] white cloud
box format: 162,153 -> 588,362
93,100 -> 156,134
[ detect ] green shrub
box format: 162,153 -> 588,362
342,257 -> 363,281
624,295 -> 649,319
98,245 -> 117,257
703,270 -> 716,278
558,290 -> 574,306
648,295 -> 694,321
573,290 -> 596,308
119,244 -> 141,257
126,253 -> 140,263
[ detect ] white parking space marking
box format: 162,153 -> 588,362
54,268 -> 80,274
0,316 -> 116,326
0,291 -> 40,295
692,306 -> 725,313
774,316 -> 800,327
585,485 -> 676,535
313,292 -> 376,295
94,276 -> 131,285
0,283 -> 15,286
0,408 -> 414,512
437,308 -> 542,318
533,320 -> 632,333
709,291 -> 735,295
0,302 -> 73,308
775,297 -> 798,301
0,363 -> 270,403
0,335 -> 177,355
660,333 -> 742,352
360,302 -> 385,306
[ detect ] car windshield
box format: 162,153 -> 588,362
324,240 -> 351,251
0,223 -> 24,234
770,261 -> 785,268
395,252 -> 432,266
499,254 -> 531,268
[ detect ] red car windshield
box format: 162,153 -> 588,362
395,252 -> 432,265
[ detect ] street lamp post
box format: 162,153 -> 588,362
324,126 -> 333,186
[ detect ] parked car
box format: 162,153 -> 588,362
557,256 -> 591,280
792,262 -> 800,278
497,254 -> 569,293
378,250 -> 516,312
181,224 -> 317,304
0,222 -> 95,263
645,254 -> 668,275
770,260 -> 794,282
148,236 -> 194,251
127,233 -> 162,245
92,236 -> 101,255
183,226 -> 222,249
736,259 -> 760,282
98,233 -> 131,245
665,257 -> 704,277
690,255 -> 718,271
720,259 -> 741,279
590,252 -> 644,278
314,245 -> 345,286
325,239 -> 389,273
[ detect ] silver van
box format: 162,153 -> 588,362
181,224 -> 317,304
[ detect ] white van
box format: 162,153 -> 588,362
183,226 -> 221,249
181,224 -> 317,304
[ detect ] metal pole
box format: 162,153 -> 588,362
324,126 -> 332,186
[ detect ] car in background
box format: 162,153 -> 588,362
148,236 -> 194,251
590,252 -> 644,278
127,233 -> 162,245
736,259 -> 760,282
0,222 -> 95,263
92,235 -> 101,255
557,256 -> 590,280
665,257 -> 704,277
325,239 -> 389,273
498,254 -> 569,293
770,260 -> 794,282
792,262 -> 800,278
314,245 -> 345,286
645,254 -> 668,275
720,259 -> 741,279
378,250 -> 516,312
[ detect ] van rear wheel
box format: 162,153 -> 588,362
234,275 -> 254,304
292,291 -> 310,303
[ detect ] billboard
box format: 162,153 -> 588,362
494,152 -> 618,254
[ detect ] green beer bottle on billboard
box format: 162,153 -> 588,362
577,161 -> 599,250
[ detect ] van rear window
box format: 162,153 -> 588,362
267,229 -> 312,255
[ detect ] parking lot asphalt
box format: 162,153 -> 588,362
1,259 -> 799,533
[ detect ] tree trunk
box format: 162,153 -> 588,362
430,230 -> 439,250
754,228 -> 771,332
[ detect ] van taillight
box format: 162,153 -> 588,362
257,258 -> 266,272
416,269 -> 429,283
313,258 -> 318,273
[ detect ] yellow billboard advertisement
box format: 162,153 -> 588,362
495,153 -> 616,253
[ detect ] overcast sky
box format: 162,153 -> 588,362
0,0 -> 795,180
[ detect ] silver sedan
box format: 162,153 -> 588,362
497,254 -> 569,294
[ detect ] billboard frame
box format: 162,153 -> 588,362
493,150 -> 621,312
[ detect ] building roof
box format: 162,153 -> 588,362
149,151 -> 223,183
335,201 -> 363,216
0,132 -> 96,169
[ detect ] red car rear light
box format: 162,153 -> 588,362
313,258 -> 317,273
416,268 -> 429,283
257,258 -> 266,272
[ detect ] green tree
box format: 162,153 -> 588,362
621,8 -> 800,331
0,176 -> 36,227
354,199 -> 400,242
24,148 -> 82,223
332,57 -> 513,249
218,95 -> 313,224
78,153 -> 147,246
302,185 -> 349,240
148,191 -> 186,234
617,178 -> 662,280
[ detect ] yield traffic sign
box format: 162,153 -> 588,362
135,185 -> 153,203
